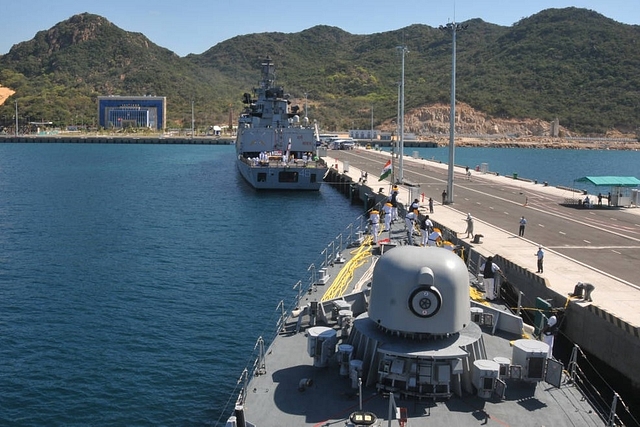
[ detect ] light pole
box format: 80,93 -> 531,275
370,104 -> 374,146
439,22 -> 467,204
191,100 -> 195,137
304,92 -> 308,120
14,100 -> 18,137
396,45 -> 408,184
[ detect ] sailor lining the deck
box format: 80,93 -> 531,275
369,209 -> 380,244
542,315 -> 558,357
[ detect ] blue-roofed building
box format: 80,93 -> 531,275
97,96 -> 166,130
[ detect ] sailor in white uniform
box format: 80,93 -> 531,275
427,230 -> 442,247
420,215 -> 433,246
405,210 -> 417,245
390,188 -> 399,222
542,315 -> 558,357
382,202 -> 392,231
369,209 -> 380,244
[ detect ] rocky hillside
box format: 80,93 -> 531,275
379,103 -> 640,149
1,9 -> 639,137
384,103 -> 570,137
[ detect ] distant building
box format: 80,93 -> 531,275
379,132 -> 393,141
349,129 -> 379,140
97,96 -> 166,130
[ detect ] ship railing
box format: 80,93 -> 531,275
240,155 -> 327,169
216,213 -> 369,426
567,344 -> 638,426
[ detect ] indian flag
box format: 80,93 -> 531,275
378,160 -> 392,181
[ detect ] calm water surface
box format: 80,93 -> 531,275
0,143 -> 362,426
398,146 -> 640,189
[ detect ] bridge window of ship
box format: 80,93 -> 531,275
278,171 -> 299,183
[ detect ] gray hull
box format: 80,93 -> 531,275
236,158 -> 327,191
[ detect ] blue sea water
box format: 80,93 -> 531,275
0,143 -> 638,426
0,143 -> 362,426
395,146 -> 640,189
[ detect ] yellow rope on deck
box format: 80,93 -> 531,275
321,237 -> 373,301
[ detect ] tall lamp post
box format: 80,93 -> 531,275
370,104 -> 374,147
14,100 -> 18,137
396,45 -> 408,184
439,22 -> 467,204
191,100 -> 195,137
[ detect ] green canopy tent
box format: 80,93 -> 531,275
574,176 -> 640,207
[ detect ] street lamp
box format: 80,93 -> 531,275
396,45 -> 408,184
439,22 -> 468,204
14,100 -> 18,137
370,104 -> 374,147
191,100 -> 195,137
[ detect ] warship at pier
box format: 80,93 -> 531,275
235,57 -> 327,190
223,208 -> 621,426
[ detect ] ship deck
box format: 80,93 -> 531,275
230,218 -> 607,427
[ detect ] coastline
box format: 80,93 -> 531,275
1,132 -> 639,151
441,136 -> 640,150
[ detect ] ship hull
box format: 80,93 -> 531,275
236,158 -> 327,190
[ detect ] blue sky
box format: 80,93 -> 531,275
2,0 -> 638,57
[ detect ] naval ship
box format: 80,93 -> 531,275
222,205 -> 626,426
235,57 -> 328,190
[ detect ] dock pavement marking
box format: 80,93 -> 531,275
352,151 -> 640,244
546,245 -> 640,250
443,202 -> 640,292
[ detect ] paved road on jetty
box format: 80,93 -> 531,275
329,149 -> 640,289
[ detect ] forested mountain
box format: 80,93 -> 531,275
0,9 -> 638,134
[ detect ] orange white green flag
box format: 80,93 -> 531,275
378,160 -> 392,181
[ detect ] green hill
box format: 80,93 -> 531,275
0,8 -> 638,134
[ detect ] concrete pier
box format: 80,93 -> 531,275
323,148 -> 640,390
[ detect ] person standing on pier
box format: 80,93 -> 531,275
535,246 -> 544,273
441,189 -> 447,205
464,213 -> 474,238
428,197 -> 434,213
518,216 -> 527,237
